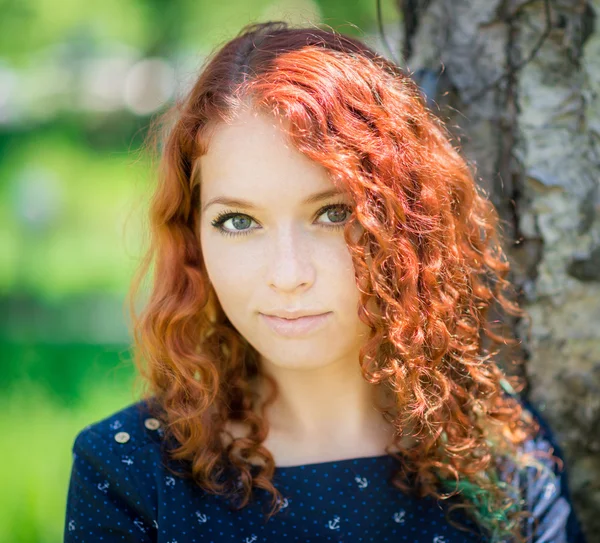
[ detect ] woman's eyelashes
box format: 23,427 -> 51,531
210,202 -> 353,238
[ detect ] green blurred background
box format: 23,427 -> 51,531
0,0 -> 400,541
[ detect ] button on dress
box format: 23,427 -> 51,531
64,398 -> 586,542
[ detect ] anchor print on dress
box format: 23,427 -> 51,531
109,420 -> 123,431
276,497 -> 290,510
121,455 -> 134,466
327,515 -> 341,530
432,536 -> 447,543
354,475 -> 369,489
244,535 -> 258,543
97,481 -> 109,494
67,520 -> 76,532
165,476 -> 176,488
133,519 -> 147,533
195,511 -> 208,524
393,509 -> 406,524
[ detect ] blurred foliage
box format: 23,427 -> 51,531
0,342 -> 135,401
0,0 -> 399,62
1,126 -> 150,298
1,0 -> 402,541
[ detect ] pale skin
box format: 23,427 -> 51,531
198,107 -> 412,467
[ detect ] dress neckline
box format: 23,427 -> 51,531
274,452 -> 393,471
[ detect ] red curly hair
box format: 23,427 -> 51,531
127,21 -> 554,542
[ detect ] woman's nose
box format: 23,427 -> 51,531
266,227 -> 316,292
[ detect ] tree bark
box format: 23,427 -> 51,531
397,0 -> 600,537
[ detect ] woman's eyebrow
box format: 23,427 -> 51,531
201,188 -> 344,212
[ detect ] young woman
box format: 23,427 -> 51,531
64,21 -> 586,543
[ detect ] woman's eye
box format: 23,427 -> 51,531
210,212 -> 257,237
210,203 -> 351,237
319,204 -> 351,225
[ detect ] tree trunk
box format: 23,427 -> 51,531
397,0 -> 600,537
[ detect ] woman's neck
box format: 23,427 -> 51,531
254,356 -> 399,466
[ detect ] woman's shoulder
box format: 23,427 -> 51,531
69,397 -> 168,493
72,397 -> 164,458
65,399 -> 169,540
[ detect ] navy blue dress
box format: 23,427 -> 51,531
64,398 -> 586,543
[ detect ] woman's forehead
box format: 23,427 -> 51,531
197,111 -> 334,200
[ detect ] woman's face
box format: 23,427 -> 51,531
199,107 -> 371,371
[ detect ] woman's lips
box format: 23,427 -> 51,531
259,312 -> 332,337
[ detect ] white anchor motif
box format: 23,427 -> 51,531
277,497 -> 289,510
133,519 -> 147,533
110,420 -> 122,430
433,536 -> 447,543
393,510 -> 406,524
327,515 -> 341,530
165,476 -> 176,487
121,456 -> 134,466
68,520 -> 76,532
354,476 -> 368,489
97,481 -> 109,494
195,511 -> 208,524
244,535 -> 257,543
